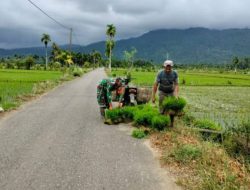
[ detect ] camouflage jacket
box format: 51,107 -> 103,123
97,78 -> 124,105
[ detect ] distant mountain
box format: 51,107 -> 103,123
0,45 -> 82,57
2,28 -> 250,64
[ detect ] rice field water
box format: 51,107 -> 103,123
111,68 -> 250,128
0,69 -> 63,110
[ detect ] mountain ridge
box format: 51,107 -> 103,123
2,27 -> 250,64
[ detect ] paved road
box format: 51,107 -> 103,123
0,69 -> 180,190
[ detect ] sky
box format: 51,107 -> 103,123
1,0 -> 250,49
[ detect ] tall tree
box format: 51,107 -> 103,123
41,33 -> 51,70
106,24 -> 116,71
232,56 -> 239,74
92,50 -> 102,68
25,56 -> 35,70
124,47 -> 137,71
51,42 -> 61,62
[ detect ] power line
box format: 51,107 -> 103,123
27,0 -> 70,30
27,0 -> 73,52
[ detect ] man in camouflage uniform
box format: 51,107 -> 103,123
97,77 -> 124,110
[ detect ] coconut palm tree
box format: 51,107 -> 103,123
232,56 -> 239,74
92,50 -> 102,68
51,42 -> 61,62
106,24 -> 116,71
41,33 -> 51,70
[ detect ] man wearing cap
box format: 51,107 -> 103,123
152,60 -> 179,115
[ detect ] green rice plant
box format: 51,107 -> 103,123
162,96 -> 187,113
105,108 -> 123,123
134,105 -> 158,126
120,106 -> 138,120
131,128 -> 147,139
105,106 -> 138,124
194,119 -> 222,131
168,144 -> 202,164
134,111 -> 157,126
151,115 -> 170,130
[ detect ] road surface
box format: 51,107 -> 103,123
0,69 -> 180,190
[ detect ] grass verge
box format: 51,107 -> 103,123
150,120 -> 250,190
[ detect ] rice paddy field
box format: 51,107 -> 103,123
111,68 -> 250,128
0,69 -> 63,110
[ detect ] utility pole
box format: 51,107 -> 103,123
69,28 -> 73,54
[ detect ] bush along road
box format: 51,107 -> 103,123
0,68 -> 180,190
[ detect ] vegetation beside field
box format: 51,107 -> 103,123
0,67 -> 87,111
151,122 -> 250,190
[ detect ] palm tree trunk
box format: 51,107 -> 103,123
109,46 -> 112,72
45,46 -> 48,70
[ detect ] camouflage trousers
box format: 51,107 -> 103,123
97,85 -> 108,107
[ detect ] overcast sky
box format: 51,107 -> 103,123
1,0 -> 250,49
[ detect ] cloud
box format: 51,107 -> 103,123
1,0 -> 250,48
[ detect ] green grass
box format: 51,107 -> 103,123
169,144 -> 202,164
0,69 -> 62,82
111,69 -> 250,86
193,119 -> 222,131
131,128 -> 147,139
0,69 -> 63,110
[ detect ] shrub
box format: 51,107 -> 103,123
182,79 -> 186,85
151,115 -> 170,130
72,67 -> 83,77
238,121 -> 250,142
50,62 -> 61,70
228,120 -> 250,154
194,119 -> 222,131
25,56 -> 35,70
171,144 -> 202,164
131,128 -> 147,139
162,96 -> 187,113
73,71 -> 81,77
